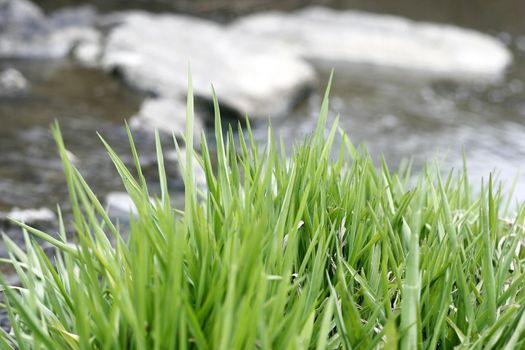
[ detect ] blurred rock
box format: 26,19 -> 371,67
0,0 -> 48,57
101,11 -> 316,119
47,4 -> 100,61
0,0 -> 99,58
106,191 -> 139,218
0,206 -> 56,226
49,25 -> 100,59
0,68 -> 29,97
0,0 -> 46,34
232,6 -> 512,81
48,4 -> 97,28
129,97 -> 204,141
73,38 -> 102,66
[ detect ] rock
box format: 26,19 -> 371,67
73,38 -> 102,66
105,191 -> 186,220
48,4 -> 97,28
106,192 -> 139,218
101,11 -> 316,119
0,0 -> 100,59
0,207 -> 56,226
49,4 -> 101,63
49,25 -> 101,59
0,68 -> 29,97
166,149 -> 207,191
129,97 -> 204,141
0,0 -> 48,57
0,0 -> 46,34
231,6 -> 512,81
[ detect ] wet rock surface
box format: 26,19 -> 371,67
0,0 -> 46,35
0,206 -> 56,226
101,11 -> 316,119
231,6 -> 512,80
0,0 -> 48,57
106,191 -> 140,218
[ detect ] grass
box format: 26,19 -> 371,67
2,75 -> 525,349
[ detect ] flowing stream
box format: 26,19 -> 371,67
2,0 -> 525,216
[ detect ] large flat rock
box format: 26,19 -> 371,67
101,11 -> 316,119
231,7 -> 512,81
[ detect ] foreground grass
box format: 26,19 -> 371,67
2,78 -> 525,350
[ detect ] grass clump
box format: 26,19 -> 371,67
2,77 -> 525,350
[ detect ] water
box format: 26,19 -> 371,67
266,0 -> 525,201
0,60 -> 143,211
2,0 -> 525,216
271,60 -> 525,200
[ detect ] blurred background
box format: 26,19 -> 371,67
1,0 -> 525,234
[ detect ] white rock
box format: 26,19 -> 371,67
0,0 -> 48,57
0,0 -> 100,59
101,11 -> 316,119
0,0 -> 46,32
129,97 -> 204,141
0,68 -> 29,97
0,207 -> 56,225
48,26 -> 101,58
231,7 -> 512,81
106,192 -> 139,217
73,40 -> 102,66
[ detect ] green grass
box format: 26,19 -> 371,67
2,75 -> 525,349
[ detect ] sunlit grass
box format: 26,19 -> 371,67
1,75 -> 525,349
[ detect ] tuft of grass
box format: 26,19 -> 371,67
2,76 -> 525,349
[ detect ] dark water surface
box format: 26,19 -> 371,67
2,0 -> 525,215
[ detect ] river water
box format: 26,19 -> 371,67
2,0 -> 525,216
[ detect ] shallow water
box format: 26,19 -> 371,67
266,0 -> 525,201
270,57 -> 525,200
0,60 -> 143,210
2,0 -> 525,215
